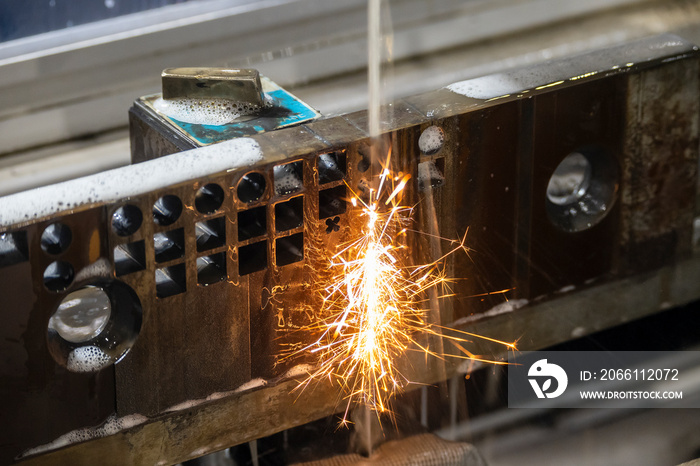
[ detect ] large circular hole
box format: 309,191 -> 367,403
47,280 -> 142,373
112,205 -> 143,236
236,172 -> 266,203
49,287 -> 111,343
418,125 -> 445,155
195,183 -> 225,214
545,148 -> 618,232
153,194 -> 183,226
41,223 -> 72,255
44,261 -> 74,292
546,152 -> 592,206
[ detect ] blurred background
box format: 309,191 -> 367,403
2,0 -> 700,195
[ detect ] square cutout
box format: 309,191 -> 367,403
238,206 -> 267,241
274,161 -> 303,197
156,263 -> 186,298
196,217 -> 226,252
319,185 -> 346,219
0,231 -> 28,268
318,151 -> 347,184
238,240 -> 267,276
275,196 -> 303,232
114,240 -> 146,276
276,233 -> 304,267
154,228 -> 185,263
197,252 -> 227,286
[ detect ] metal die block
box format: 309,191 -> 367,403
527,77 -> 625,298
0,208 -> 118,462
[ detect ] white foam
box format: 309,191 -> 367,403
446,60 -> 575,100
163,378 -> 269,413
233,378 -> 267,393
189,447 -> 208,458
418,126 -> 444,154
447,74 -> 529,100
284,364 -> 313,378
0,138 -> 263,228
173,366 -> 315,408
165,399 -> 203,413
557,284 -> 576,293
20,413 -> 147,458
66,346 -> 112,373
205,392 -> 228,401
153,91 -> 276,126
447,35 -> 696,101
154,97 -> 251,126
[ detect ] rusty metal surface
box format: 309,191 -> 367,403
292,433 -> 486,465
1,34 -> 699,464
621,58 -> 700,272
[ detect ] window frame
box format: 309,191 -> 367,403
0,0 -> 645,156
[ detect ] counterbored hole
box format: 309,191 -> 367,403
112,205 -> 143,236
547,152 -> 592,206
238,206 -> 267,241
318,151 -> 347,184
44,261 -> 74,292
545,148 -> 618,232
47,281 -> 142,373
49,287 -> 111,343
274,161 -> 303,197
41,223 -> 72,255
195,183 -> 225,214
418,126 -> 445,155
237,172 -> 266,203
197,252 -> 226,286
276,233 -> 304,267
153,195 -> 183,226
239,241 -> 267,276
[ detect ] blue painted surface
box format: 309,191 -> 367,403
167,88 -> 320,146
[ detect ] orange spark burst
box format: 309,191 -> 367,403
289,150 -> 516,416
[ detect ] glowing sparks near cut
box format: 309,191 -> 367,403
288,149 -> 517,416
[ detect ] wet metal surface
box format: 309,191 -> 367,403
161,68 -> 264,104
131,76 -> 321,154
